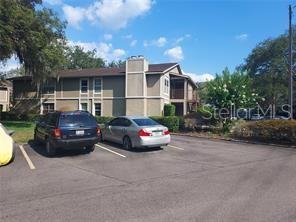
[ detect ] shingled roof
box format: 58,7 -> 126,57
9,63 -> 179,80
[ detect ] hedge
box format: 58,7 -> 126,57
150,116 -> 180,132
0,112 -> 43,122
164,104 -> 176,116
95,116 -> 115,124
230,120 -> 296,144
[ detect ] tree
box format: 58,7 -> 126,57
63,46 -> 105,69
107,60 -> 125,68
204,68 -> 261,116
242,31 -> 296,110
0,0 -> 66,84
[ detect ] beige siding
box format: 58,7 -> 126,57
169,67 -> 180,74
126,99 -> 146,116
0,90 -> 8,102
56,99 -> 78,111
62,78 -> 79,98
188,83 -> 193,100
146,99 -> 162,116
103,99 -> 125,116
146,75 -> 160,96
127,73 -> 143,96
103,76 -> 125,97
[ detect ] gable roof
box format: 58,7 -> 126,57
8,63 -> 179,80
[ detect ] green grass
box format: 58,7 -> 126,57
1,121 -> 35,144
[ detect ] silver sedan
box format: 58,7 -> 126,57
100,116 -> 171,149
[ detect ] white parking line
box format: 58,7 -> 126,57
167,144 -> 184,150
95,144 -> 127,158
19,145 -> 36,170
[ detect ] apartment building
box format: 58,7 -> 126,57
0,80 -> 11,112
10,56 -> 198,116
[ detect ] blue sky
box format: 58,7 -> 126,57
2,0 -> 294,82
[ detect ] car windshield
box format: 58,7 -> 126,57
132,118 -> 159,126
59,113 -> 97,127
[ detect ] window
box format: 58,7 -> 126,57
80,79 -> 88,93
164,78 -> 169,94
81,103 -> 88,111
46,113 -> 59,126
94,103 -> 101,116
132,118 -> 159,126
94,79 -> 102,94
43,103 -> 54,114
59,113 -> 97,127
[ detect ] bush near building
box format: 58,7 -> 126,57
230,120 -> 296,144
164,104 -> 176,116
150,116 -> 180,132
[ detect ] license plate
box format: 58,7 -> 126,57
76,130 -> 84,136
152,132 -> 162,136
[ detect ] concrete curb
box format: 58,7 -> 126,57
171,132 -> 296,149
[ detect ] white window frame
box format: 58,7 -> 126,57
164,77 -> 170,95
80,78 -> 88,94
93,78 -> 102,94
42,103 -> 55,114
80,102 -> 88,111
94,103 -> 102,116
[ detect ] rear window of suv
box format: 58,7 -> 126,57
132,118 -> 159,126
59,113 -> 97,127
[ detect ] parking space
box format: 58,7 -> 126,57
1,135 -> 296,221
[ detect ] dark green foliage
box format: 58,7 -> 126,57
0,0 -> 66,84
63,45 -> 105,69
0,112 -> 42,121
164,104 -> 176,116
150,116 -> 180,132
242,31 -> 296,109
95,116 -> 115,124
230,120 -> 296,144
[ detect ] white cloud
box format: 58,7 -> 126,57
104,34 -> 113,41
175,34 -> 191,44
184,72 -> 214,83
130,40 -> 137,47
62,5 -> 85,29
164,46 -> 184,61
44,0 -> 63,5
144,37 -> 167,47
235,33 -> 248,41
68,40 -> 126,62
63,0 -> 153,30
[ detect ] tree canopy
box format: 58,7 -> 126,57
63,45 -> 105,69
0,0 -> 66,83
242,30 -> 296,109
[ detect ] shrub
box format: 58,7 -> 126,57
150,116 -> 180,132
164,104 -> 176,116
230,120 -> 296,144
95,116 -> 115,124
181,105 -> 218,131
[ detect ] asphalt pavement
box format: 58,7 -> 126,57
1,136 -> 296,222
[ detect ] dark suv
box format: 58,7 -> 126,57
34,111 -> 100,156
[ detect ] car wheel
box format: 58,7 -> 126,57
46,139 -> 56,157
86,145 -> 95,153
123,136 -> 132,150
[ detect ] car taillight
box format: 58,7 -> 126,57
53,128 -> 61,139
97,127 -> 101,136
164,130 -> 170,135
138,129 -> 152,137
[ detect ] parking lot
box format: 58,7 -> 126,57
1,135 -> 296,222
